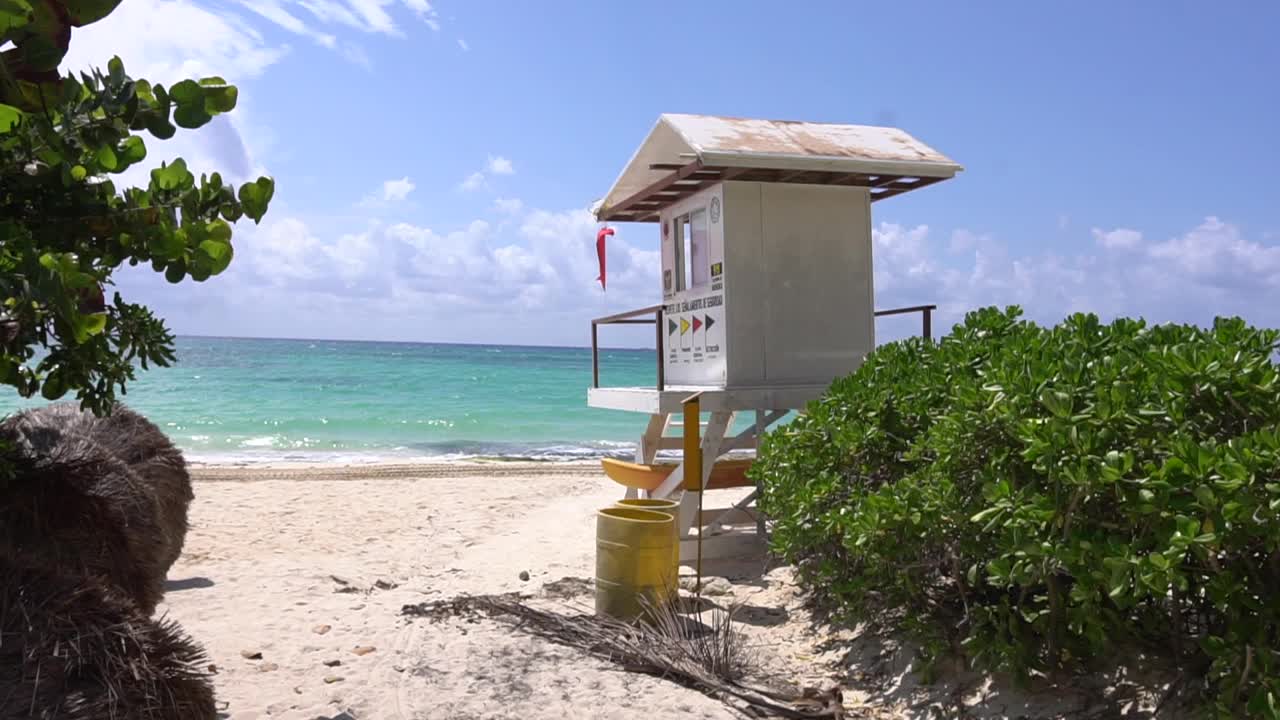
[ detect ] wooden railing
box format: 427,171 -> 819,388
874,303 -> 936,342
590,303 -> 938,390
592,305 -> 665,390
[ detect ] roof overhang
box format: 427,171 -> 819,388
593,114 -> 963,223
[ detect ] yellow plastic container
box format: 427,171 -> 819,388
615,498 -> 680,585
595,507 -> 676,621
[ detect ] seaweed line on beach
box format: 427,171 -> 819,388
189,462 -> 605,482
401,593 -> 863,719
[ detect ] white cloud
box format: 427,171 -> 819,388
54,0 -> 440,204
343,0 -> 397,34
54,0 -> 281,220
459,172 -> 486,192
1092,227 -> 1142,250
357,176 -> 415,207
340,43 -> 373,69
459,155 -> 515,192
298,0 -> 365,29
116,202 -> 1280,348
873,217 -> 1280,340
61,0 -> 289,83
401,0 -> 441,30
237,0 -> 336,48
118,204 -> 663,344
325,232 -> 379,281
458,38 -> 470,51
487,155 -> 515,176
1145,216 -> 1280,286
494,198 -> 524,215
327,0 -> 440,35
381,176 -> 415,201
85,0 -> 446,72
249,218 -> 324,282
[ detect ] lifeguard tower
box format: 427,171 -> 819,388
589,114 -> 961,562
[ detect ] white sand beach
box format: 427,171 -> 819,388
163,464 -> 1169,720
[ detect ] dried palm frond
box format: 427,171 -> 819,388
1,403 -> 195,616
0,562 -> 216,719
402,593 -> 845,718
640,594 -> 754,683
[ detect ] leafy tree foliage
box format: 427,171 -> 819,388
754,307 -> 1280,717
1,0 -> 274,416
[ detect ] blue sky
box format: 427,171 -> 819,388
62,1 -> 1280,346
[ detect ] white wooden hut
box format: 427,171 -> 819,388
589,114 -> 961,560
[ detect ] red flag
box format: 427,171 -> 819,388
596,227 -> 614,290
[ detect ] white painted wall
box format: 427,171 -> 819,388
661,185 -> 727,386
658,181 -> 875,388
757,183 -> 874,384
722,182 -> 765,385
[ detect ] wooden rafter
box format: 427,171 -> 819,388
601,163 -> 947,221
599,160 -> 705,220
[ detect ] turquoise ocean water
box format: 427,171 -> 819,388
2,336 -> 758,464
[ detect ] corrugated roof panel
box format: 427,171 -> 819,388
666,114 -> 955,165
594,114 -> 961,222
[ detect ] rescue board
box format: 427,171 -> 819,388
600,457 -> 754,492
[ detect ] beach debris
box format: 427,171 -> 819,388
258,662 -> 280,673
331,575 -> 363,594
351,646 -> 376,656
208,664 -> 218,674
324,659 -> 342,667
519,571 -> 530,582
241,649 -> 263,660
313,624 -> 332,635
349,603 -> 366,611
680,576 -> 733,596
542,576 -> 594,599
323,675 -> 344,684
703,577 -> 733,597
374,579 -> 398,591
293,686 -> 303,695
392,664 -> 406,673
401,594 -> 848,718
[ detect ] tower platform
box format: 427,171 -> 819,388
586,383 -> 829,415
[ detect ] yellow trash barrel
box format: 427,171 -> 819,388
615,498 -> 680,586
595,507 -> 676,621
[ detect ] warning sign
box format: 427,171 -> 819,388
704,311 -> 721,354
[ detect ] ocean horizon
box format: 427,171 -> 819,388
2,336 -> 760,465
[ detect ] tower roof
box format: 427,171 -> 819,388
594,114 -> 962,223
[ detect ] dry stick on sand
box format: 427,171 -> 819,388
401,593 -> 845,719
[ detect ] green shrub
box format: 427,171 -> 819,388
752,306 -> 1280,717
